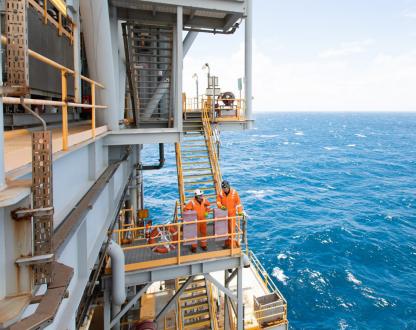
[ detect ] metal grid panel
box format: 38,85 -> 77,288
32,131 -> 54,284
126,23 -> 174,125
6,0 -> 29,95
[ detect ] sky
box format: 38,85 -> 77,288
183,0 -> 416,112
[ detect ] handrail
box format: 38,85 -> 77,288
248,250 -> 288,326
208,282 -> 219,330
202,101 -> 222,194
175,144 -> 186,211
112,215 -> 244,255
1,35 -> 106,150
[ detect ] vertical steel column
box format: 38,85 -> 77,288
224,270 -> 230,330
237,266 -> 243,329
5,0 -> 29,95
175,6 -> 183,132
244,0 -> 253,127
32,131 -> 54,284
80,0 -> 119,130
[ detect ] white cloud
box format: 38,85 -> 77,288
183,42 -> 416,112
318,39 -> 374,58
403,10 -> 416,18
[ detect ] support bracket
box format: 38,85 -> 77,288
204,273 -> 237,302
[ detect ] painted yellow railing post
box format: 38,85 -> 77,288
58,12 -> 62,36
177,222 -> 181,264
61,69 -> 68,150
43,0 -> 47,24
91,82 -> 96,138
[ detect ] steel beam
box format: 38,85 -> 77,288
111,0 -> 246,14
204,273 -> 237,301
122,255 -> 241,286
237,266 -> 243,329
224,270 -> 230,330
244,0 -> 253,128
175,6 -> 183,132
225,268 -> 238,286
104,129 -> 180,145
110,283 -> 151,328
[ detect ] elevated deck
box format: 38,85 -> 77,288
4,123 -> 108,175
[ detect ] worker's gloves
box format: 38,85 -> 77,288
238,212 -> 244,217
204,212 -> 209,217
221,206 -> 227,210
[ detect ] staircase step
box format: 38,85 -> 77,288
183,180 -> 214,185
181,301 -> 209,311
181,144 -> 207,148
181,155 -> 209,159
181,293 -> 208,302
185,187 -> 215,193
183,173 -> 213,179
182,161 -> 210,165
184,286 -> 207,294
182,167 -> 211,172
183,319 -> 211,329
181,149 -> 208,154
183,309 -> 210,320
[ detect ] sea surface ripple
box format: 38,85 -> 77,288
142,112 -> 416,330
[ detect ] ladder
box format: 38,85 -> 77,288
178,276 -> 213,330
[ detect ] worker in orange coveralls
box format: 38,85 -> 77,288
184,189 -> 211,253
216,180 -> 244,248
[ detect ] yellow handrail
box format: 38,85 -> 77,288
1,35 -> 106,151
202,101 -> 222,194
112,215 -> 244,253
208,283 -> 219,330
175,143 -> 186,210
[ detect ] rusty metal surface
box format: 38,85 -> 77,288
10,262 -> 73,330
6,0 -> 29,95
32,131 -> 54,284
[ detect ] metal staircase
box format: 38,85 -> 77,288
176,112 -> 219,209
178,276 -> 213,330
123,22 -> 173,127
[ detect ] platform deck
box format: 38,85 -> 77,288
4,124 -> 107,173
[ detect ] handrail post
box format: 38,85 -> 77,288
61,69 -> 68,150
91,82 -> 96,138
177,222 -> 181,264
43,0 -> 47,24
230,217 -> 234,256
58,12 -> 62,36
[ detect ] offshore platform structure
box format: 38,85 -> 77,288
0,0 -> 288,329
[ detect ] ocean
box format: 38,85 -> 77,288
142,112 -> 416,330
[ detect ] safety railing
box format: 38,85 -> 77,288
202,101 -> 222,194
29,0 -> 74,43
112,214 -> 245,266
208,282 -> 220,330
175,144 -> 186,210
1,35 -> 106,151
248,250 -> 288,327
183,96 -> 246,121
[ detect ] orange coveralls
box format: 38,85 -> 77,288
216,188 -> 243,248
184,197 -> 211,248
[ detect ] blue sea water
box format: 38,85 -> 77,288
142,112 -> 416,330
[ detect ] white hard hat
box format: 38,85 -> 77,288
194,189 -> 203,197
